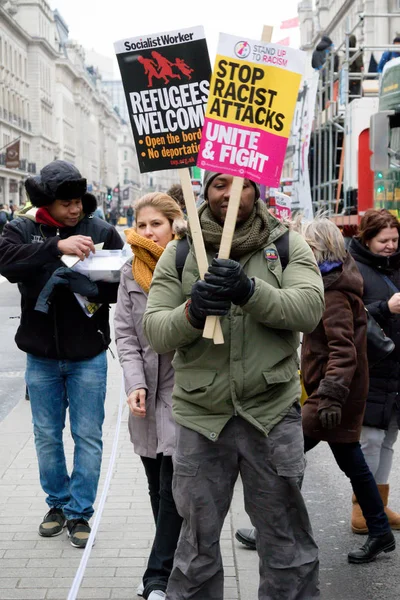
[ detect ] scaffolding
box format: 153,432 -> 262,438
311,12 -> 400,223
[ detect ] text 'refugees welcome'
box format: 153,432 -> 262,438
130,81 -> 210,136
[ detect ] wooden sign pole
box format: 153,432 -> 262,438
202,175 -> 244,339
179,168 -> 224,344
203,25 -> 273,340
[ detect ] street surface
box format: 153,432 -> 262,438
0,278 -> 26,422
0,273 -> 399,598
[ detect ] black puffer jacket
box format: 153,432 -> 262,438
0,199 -> 123,360
349,237 -> 400,430
312,35 -> 339,71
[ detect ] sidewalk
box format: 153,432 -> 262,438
0,351 -> 245,600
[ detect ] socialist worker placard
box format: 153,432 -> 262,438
115,27 -> 211,173
197,33 -> 306,186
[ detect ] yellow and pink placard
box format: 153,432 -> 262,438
198,33 -> 306,186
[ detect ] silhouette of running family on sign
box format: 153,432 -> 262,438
138,51 -> 194,87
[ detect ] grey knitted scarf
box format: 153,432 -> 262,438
194,199 -> 271,259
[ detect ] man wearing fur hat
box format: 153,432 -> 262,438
143,171 -> 324,599
0,160 -> 123,548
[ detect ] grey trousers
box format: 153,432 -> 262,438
166,406 -> 320,600
361,408 -> 399,484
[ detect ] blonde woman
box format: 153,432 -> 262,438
301,217 -> 394,564
114,193 -> 185,600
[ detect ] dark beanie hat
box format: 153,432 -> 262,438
394,36 -> 400,44
202,170 -> 260,201
25,160 -> 88,208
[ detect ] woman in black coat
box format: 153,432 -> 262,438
349,209 -> 400,533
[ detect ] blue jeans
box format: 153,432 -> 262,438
25,352 -> 107,520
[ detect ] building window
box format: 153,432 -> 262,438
124,150 -> 128,161
124,168 -> 128,183
23,142 -> 29,161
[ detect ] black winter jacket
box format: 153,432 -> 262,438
0,210 -> 123,360
349,237 -> 400,430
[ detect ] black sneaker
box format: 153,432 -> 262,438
39,507 -> 66,537
67,518 -> 91,548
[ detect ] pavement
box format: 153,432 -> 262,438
0,303 -> 400,598
0,277 -> 26,422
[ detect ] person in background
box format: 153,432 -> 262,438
312,35 -> 339,72
301,216 -> 395,564
349,34 -> 364,101
143,170 -> 324,600
9,204 -> 16,221
312,35 -> 340,108
110,205 -> 118,227
349,209 -> 400,533
0,203 -> 9,234
166,183 -> 186,215
114,193 -> 185,600
126,204 -> 134,228
0,160 -> 123,548
93,203 -> 105,220
378,37 -> 400,73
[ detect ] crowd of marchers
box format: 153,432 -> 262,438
0,159 -> 400,600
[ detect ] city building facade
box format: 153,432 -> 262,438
0,0 -> 180,214
0,0 -> 35,207
0,0 -> 122,209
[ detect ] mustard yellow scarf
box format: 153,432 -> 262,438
125,229 -> 164,293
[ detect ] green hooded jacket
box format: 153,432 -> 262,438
143,213 -> 324,442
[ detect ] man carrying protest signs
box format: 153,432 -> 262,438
0,160 -> 123,548
143,170 -> 324,599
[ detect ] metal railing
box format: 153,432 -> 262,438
310,12 -> 397,216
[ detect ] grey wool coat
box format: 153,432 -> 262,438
114,261 -> 176,458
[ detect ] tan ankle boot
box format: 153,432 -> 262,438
378,483 -> 400,529
351,494 -> 368,534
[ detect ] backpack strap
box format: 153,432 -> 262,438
176,236 -> 190,282
274,231 -> 290,271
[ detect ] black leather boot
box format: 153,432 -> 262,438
348,530 -> 396,564
235,528 -> 256,550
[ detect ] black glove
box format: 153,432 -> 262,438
66,272 -> 99,296
318,397 -> 342,429
187,280 -> 231,328
204,258 -> 254,306
35,267 -> 99,315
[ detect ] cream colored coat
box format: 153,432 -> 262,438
114,261 -> 176,457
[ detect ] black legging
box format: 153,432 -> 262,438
304,437 -> 389,536
140,454 -> 182,595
